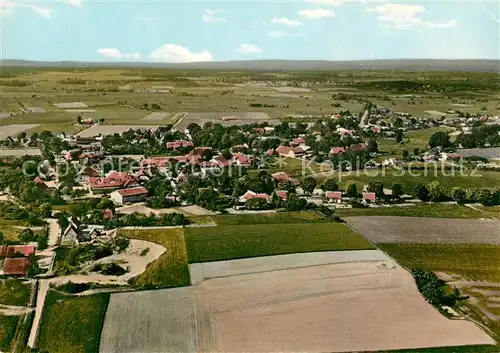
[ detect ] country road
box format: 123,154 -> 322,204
27,279 -> 49,348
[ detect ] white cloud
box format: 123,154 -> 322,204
203,9 -> 226,23
271,17 -> 302,26
368,3 -> 457,30
0,1 -> 53,18
97,48 -> 141,60
236,44 -> 263,54
297,9 -> 335,19
66,0 -> 83,7
149,44 -> 213,63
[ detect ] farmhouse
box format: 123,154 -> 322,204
167,140 -> 193,149
363,192 -> 377,203
61,218 -> 106,245
232,153 -> 252,167
0,245 -> 36,258
275,146 -> 305,158
110,187 -> 148,205
325,191 -> 342,204
329,147 -> 346,156
2,258 -> 31,276
88,171 -> 138,193
239,190 -> 271,204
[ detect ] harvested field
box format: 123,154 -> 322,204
141,112 -> 170,121
458,147 -> 500,160
179,205 -> 214,216
65,109 -> 96,113
102,253 -> 495,353
0,124 -> 40,140
0,148 -> 41,156
345,216 -> 500,244
26,107 -> 45,113
176,112 -> 279,131
54,102 -> 88,109
76,124 -> 158,137
425,110 -> 448,116
99,288 -> 195,353
0,112 -> 13,119
189,250 -> 389,284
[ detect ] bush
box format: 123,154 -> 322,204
114,237 -> 130,252
56,281 -> 91,294
411,268 -> 461,307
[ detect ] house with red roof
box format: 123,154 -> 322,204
2,258 -> 31,276
213,155 -> 231,168
291,137 -> 306,146
88,171 -> 138,194
329,146 -> 346,156
325,191 -> 343,204
0,245 -> 36,258
238,190 -> 271,204
110,186 -> 148,205
275,146 -> 305,158
363,192 -> 377,203
275,190 -> 287,201
232,153 -> 252,167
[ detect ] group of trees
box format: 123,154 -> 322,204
429,124 -> 500,150
412,181 -> 500,206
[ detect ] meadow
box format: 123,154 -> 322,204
185,222 -> 373,263
0,315 -> 19,352
0,279 -> 32,306
336,204 -> 484,219
37,291 -> 110,353
119,228 -> 190,288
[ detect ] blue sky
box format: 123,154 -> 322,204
1,0 -> 498,62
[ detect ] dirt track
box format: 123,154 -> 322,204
345,216 -> 500,244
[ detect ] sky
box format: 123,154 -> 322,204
1,0 -> 499,62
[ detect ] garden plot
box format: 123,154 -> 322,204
0,124 -> 39,140
76,125 -> 158,138
176,112 -> 279,131
54,102 -> 88,109
345,216 -> 500,244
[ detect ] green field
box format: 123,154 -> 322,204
378,243 -> 500,283
0,279 -> 31,306
0,315 -> 19,352
334,169 -> 500,194
119,228 -> 190,288
368,345 -> 499,353
38,291 -> 110,353
336,204 -> 485,219
378,126 -> 456,158
185,222 -> 373,263
212,211 -> 328,225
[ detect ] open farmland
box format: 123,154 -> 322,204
99,287 -> 195,353
345,216 -> 500,244
100,252 -> 495,353
54,102 -> 88,109
0,124 -> 40,140
336,204 -> 485,219
378,243 -> 500,341
38,291 -> 110,353
458,147 -> 500,160
176,112 -> 279,131
184,222 -> 373,263
76,124 -> 159,138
